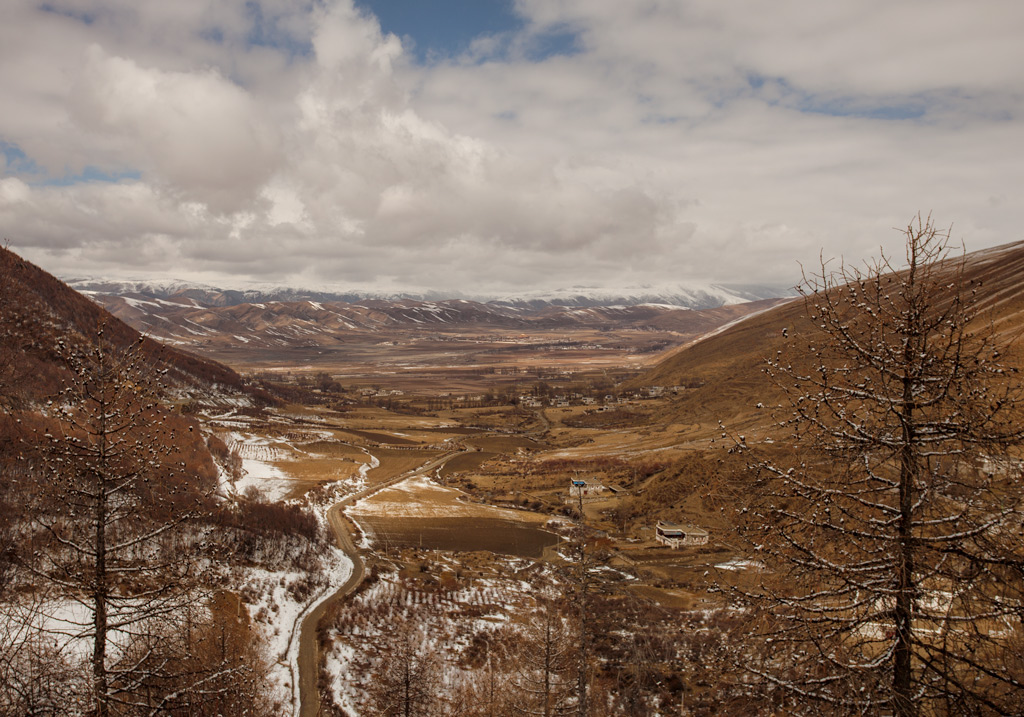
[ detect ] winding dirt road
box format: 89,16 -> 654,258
296,450 -> 465,717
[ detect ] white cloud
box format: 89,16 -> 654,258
2,0 -> 1023,293
69,45 -> 282,212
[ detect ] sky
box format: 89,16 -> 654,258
1,0 -> 1023,296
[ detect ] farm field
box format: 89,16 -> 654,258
348,476 -> 558,558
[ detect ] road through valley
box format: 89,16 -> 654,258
296,450 -> 465,717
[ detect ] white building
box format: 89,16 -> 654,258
565,479 -> 608,505
655,520 -> 709,547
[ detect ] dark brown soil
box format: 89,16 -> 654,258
357,516 -> 559,558
438,451 -> 497,477
340,428 -> 420,445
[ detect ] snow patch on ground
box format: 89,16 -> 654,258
223,432 -> 299,501
234,542 -> 352,710
348,475 -> 543,522
235,458 -> 295,501
714,558 -> 765,572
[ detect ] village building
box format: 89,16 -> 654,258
655,520 -> 709,547
564,478 -> 608,505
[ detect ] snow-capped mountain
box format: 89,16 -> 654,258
66,278 -> 787,310
488,283 -> 786,309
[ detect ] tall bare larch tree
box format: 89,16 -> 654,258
28,328 -> 221,715
367,620 -> 443,717
736,215 -> 1024,715
512,598 -> 576,717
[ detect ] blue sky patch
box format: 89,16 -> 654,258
356,0 -> 578,63
4,141 -> 140,186
357,0 -> 519,62
39,166 -> 142,187
242,1 -> 313,59
797,96 -> 926,121
39,2 -> 97,26
1,141 -> 42,177
522,25 -> 580,61
748,75 -> 927,121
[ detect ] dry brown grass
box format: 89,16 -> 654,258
354,516 -> 557,558
365,449 -> 446,485
464,435 -> 542,452
280,457 -> 364,482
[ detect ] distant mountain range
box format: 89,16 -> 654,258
79,292 -> 789,352
65,278 -> 790,311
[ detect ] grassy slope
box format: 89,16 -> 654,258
635,240 -> 1024,434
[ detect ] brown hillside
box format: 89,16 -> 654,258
0,246 -> 249,500
636,240 -> 1024,432
0,246 -> 245,397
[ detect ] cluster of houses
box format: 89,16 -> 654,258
519,386 -> 678,409
359,388 -> 405,398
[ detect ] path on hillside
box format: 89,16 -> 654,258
534,408 -> 551,435
296,449 -> 466,717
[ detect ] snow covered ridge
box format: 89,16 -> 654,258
67,277 -> 788,310
488,283 -> 786,309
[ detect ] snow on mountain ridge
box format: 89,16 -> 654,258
66,277 -> 787,310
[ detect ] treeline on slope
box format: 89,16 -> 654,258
211,496 -> 319,543
532,456 -> 669,487
0,355 -> 320,713
0,346 -> 280,714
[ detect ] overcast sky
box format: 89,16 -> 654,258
1,0 -> 1022,295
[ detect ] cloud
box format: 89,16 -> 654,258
69,45 -> 282,213
2,0 -> 1023,294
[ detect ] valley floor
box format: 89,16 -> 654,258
204,395 -> 755,715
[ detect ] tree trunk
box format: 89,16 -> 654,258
92,398 -> 109,717
894,374 -> 916,717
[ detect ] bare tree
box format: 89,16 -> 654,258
366,620 -> 443,717
0,592 -> 88,715
510,598 -> 575,716
735,215 -> 1024,714
569,488 -> 591,716
0,246 -> 32,418
115,599 -> 275,715
25,327 -> 219,715
454,632 -> 517,717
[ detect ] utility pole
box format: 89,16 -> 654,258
576,484 -> 589,716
